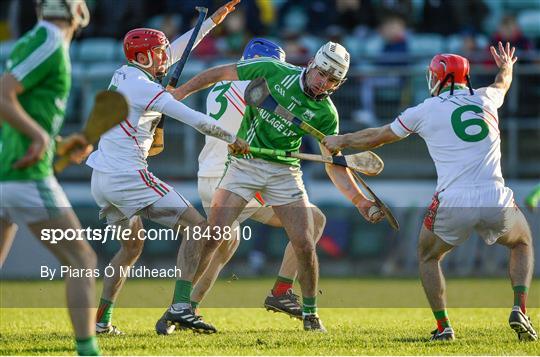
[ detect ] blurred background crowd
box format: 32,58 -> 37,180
1,0 -> 538,278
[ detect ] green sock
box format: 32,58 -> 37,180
96,298 -> 114,324
513,285 -> 528,313
302,296 -> 317,315
173,280 -> 192,304
191,301 -> 200,310
433,309 -> 451,332
76,336 -> 100,356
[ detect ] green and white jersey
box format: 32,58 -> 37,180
236,58 -> 339,166
0,21 -> 71,181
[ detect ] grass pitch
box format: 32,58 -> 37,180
1,278 -> 538,355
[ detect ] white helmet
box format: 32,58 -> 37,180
37,0 -> 90,29
304,41 -> 350,100
310,41 -> 350,81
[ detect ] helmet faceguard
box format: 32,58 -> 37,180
123,28 -> 171,78
427,53 -> 474,96
303,42 -> 350,100
242,38 -> 286,61
36,0 -> 90,29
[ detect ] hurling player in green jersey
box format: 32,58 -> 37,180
0,0 -> 100,355
169,42 -> 384,332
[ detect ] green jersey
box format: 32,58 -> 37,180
0,21 -> 71,181
236,58 -> 339,166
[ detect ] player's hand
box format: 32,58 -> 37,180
228,138 -> 250,155
322,135 -> 344,154
211,0 -> 240,25
56,133 -> 94,164
12,128 -> 49,169
490,41 -> 518,69
355,197 -> 384,223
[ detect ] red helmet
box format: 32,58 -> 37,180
123,28 -> 170,71
427,54 -> 472,96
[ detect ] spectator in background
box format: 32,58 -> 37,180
420,0 -> 456,36
375,0 -> 413,26
421,0 -> 488,36
278,0 -> 335,37
87,0 -> 146,38
460,31 -> 485,64
147,15 -> 182,40
356,15 -> 409,126
281,29 -> 310,66
452,0 -> 488,35
489,15 -> 536,117
216,9 -> 247,59
333,0 -> 377,33
490,15 -> 534,55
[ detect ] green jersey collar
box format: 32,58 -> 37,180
439,85 -> 468,95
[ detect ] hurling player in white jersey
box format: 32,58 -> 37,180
193,38 -> 327,320
323,42 -> 536,342
87,0 -> 248,335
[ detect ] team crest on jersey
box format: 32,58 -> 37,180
302,109 -> 315,121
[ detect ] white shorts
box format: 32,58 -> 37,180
0,177 -> 72,225
218,157 -> 308,206
424,184 -> 519,246
198,176 -> 274,224
91,169 -> 191,228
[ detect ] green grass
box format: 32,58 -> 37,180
1,279 -> 539,355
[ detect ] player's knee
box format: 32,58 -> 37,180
208,212 -> 224,228
292,238 -> 315,257
312,208 -> 326,242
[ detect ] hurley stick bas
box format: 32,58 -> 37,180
249,147 -> 383,176
54,90 -> 129,173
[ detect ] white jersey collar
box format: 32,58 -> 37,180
127,63 -> 156,81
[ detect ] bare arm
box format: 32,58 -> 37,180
170,64 -> 238,100
319,143 -> 383,223
0,73 -> 50,168
489,41 -> 518,95
322,124 -> 402,153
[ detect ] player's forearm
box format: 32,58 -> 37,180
178,64 -> 238,99
325,164 -> 368,205
341,129 -> 384,150
491,64 -> 513,93
162,100 -> 236,143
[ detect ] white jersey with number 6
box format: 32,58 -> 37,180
390,87 -> 506,192
198,80 -> 249,177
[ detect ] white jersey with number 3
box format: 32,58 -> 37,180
198,81 -> 249,177
390,87 -> 506,192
